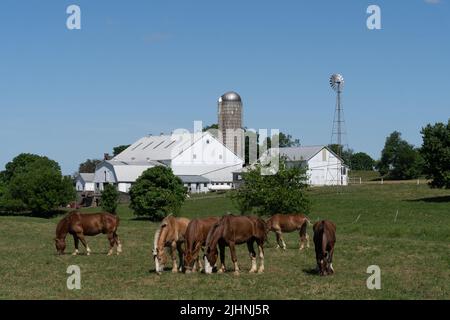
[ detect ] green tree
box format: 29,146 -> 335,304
232,159 -> 310,216
277,132 -> 301,148
350,152 -> 375,170
129,166 -> 187,220
78,159 -> 102,173
4,156 -> 75,215
420,119 -> 450,188
377,131 -> 423,179
1,153 -> 58,183
101,184 -> 119,213
113,145 -> 131,157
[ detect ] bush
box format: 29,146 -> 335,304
420,119 -> 450,189
0,154 -> 75,216
101,184 -> 119,213
129,166 -> 187,221
232,160 -> 310,216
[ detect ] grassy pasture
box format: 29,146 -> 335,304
0,184 -> 449,299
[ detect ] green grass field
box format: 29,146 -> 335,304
0,184 -> 449,300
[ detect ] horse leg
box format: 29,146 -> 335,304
72,235 -> 79,256
257,241 -> 265,273
229,242 -> 239,276
278,232 -> 287,250
114,232 -> 122,255
107,233 -> 115,256
275,231 -> 282,249
218,243 -> 226,273
170,242 -> 178,273
177,241 -> 184,272
77,233 -> 91,256
328,246 -> 335,274
247,241 -> 257,273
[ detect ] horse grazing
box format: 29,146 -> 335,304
313,220 -> 336,276
266,214 -> 311,250
204,214 -> 268,275
183,217 -> 220,273
54,211 -> 122,256
153,215 -> 190,274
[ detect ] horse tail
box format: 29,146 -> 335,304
300,216 -> 309,238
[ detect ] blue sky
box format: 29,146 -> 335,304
0,0 -> 449,174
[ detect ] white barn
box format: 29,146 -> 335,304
75,173 -> 95,191
278,146 -> 348,186
94,131 -> 244,193
235,146 -> 348,186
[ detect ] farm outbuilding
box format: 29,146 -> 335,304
234,145 -> 348,187
278,146 -> 349,186
93,131 -> 244,193
75,173 -> 95,191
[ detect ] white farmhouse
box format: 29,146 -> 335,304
94,131 -> 244,193
75,173 -> 95,191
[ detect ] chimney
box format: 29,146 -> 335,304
104,153 -> 111,160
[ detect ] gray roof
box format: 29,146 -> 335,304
78,173 -> 94,182
112,132 -> 208,163
278,146 -> 325,162
178,175 -> 210,183
220,91 -> 241,102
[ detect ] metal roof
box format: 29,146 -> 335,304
113,132 -> 207,162
278,146 -> 325,161
178,175 -> 210,183
78,173 -> 95,182
220,91 -> 241,102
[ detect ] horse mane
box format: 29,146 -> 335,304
153,227 -> 161,255
205,221 -> 222,251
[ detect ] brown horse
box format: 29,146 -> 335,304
153,215 -> 190,274
203,214 -> 268,275
183,217 -> 220,273
313,220 -> 336,276
266,214 -> 311,250
54,211 -> 122,256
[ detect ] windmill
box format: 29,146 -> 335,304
327,73 -> 348,186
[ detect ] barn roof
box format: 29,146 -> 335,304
178,175 -> 210,183
278,146 -> 325,162
113,132 -> 209,162
101,160 -> 165,182
78,173 -> 95,183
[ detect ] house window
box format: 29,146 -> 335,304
204,183 -> 207,187
193,154 -> 197,159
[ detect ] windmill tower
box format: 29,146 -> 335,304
327,74 -> 348,185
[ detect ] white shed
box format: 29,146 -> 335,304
278,146 -> 349,186
75,173 -> 95,191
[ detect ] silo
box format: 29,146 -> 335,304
218,91 -> 244,159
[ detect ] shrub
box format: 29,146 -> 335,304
101,184 -> 119,213
232,160 -> 310,216
129,166 -> 187,221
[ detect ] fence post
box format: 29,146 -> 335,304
360,177 -> 362,185
381,178 -> 383,185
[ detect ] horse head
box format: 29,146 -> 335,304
153,223 -> 168,274
54,237 -> 66,255
203,222 -> 221,274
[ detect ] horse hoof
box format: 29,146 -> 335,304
233,271 -> 240,276
249,269 -> 257,273
172,269 -> 178,273
258,269 -> 264,274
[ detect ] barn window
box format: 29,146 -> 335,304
322,149 -> 327,161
